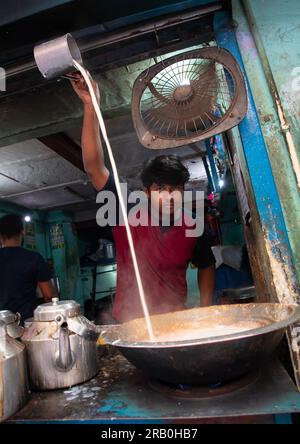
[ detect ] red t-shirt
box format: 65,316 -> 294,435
100,174 -> 215,322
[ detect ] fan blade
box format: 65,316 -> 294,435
146,81 -> 171,105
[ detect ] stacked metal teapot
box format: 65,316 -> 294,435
0,298 -> 101,422
0,310 -> 28,422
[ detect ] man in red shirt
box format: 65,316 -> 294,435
71,74 -> 215,322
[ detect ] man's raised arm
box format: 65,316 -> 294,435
70,73 -> 109,191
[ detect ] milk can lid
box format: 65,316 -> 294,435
0,310 -> 17,324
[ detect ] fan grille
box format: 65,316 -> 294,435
140,56 -> 234,139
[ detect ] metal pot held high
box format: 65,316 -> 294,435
0,319 -> 29,422
21,298 -> 100,390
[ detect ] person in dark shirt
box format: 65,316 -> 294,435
0,214 -> 58,322
71,73 -> 215,322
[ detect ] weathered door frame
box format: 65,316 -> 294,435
214,10 -> 300,389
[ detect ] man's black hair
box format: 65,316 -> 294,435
0,214 -> 24,238
141,155 -> 190,188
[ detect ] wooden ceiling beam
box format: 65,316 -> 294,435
38,133 -> 84,171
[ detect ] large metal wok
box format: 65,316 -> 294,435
100,303 -> 300,385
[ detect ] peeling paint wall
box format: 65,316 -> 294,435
229,0 -> 300,389
46,211 -> 82,303
233,0 -> 300,286
244,0 -> 300,159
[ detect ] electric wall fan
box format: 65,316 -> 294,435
131,46 -> 247,149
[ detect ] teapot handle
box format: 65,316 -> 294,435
55,314 -> 74,371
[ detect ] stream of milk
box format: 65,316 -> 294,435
73,60 -> 155,341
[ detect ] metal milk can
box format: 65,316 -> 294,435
0,311 -> 29,422
21,298 -> 100,390
0,310 -> 25,337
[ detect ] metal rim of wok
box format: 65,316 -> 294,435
100,303 -> 300,349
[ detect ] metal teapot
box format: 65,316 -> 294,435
0,314 -> 29,422
21,298 -> 100,390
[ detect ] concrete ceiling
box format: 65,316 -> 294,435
0,138 -> 91,209
0,112 -> 208,220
